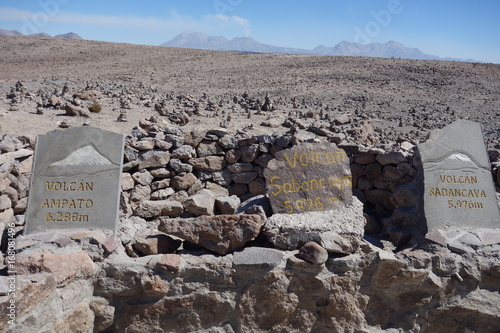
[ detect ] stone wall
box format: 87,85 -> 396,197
1,127 -> 500,332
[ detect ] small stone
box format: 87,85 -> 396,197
240,144 -> 259,162
150,178 -> 170,191
171,173 -> 197,190
135,200 -> 183,218
131,139 -> 155,151
184,189 -> 216,216
299,242 -> 329,264
248,177 -> 267,195
216,195 -> 241,214
133,233 -> 182,256
138,150 -> 170,169
231,171 -> 258,184
225,149 -> 241,163
376,151 -> 408,165
171,145 -> 195,159
227,162 -> 254,173
121,173 -> 135,191
132,169 -> 154,186
169,158 -> 193,174
156,253 -> 181,273
0,195 -> 11,211
211,169 -> 232,186
233,247 -> 285,268
205,182 -> 229,197
188,156 -> 226,172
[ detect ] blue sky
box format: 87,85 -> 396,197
0,0 -> 499,63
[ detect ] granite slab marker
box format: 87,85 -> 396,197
264,142 -> 353,214
24,127 -> 124,234
416,119 -> 500,232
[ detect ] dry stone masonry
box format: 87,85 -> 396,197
1,118 -> 500,332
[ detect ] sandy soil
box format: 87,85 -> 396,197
0,36 -> 499,149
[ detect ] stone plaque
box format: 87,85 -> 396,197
25,127 -> 124,234
417,120 -> 500,231
264,142 -> 352,214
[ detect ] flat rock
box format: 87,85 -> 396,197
188,156 -> 226,172
233,247 -> 285,268
264,197 -> 365,251
158,214 -> 264,254
138,149 -> 171,169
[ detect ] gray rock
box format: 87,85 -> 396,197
227,162 -> 254,173
131,139 -> 155,151
264,197 -> 365,251
236,194 -> 272,217
376,151 -> 408,165
138,150 -> 171,169
233,247 -> 285,268
132,170 -> 154,186
231,171 -> 258,184
240,144 -> 259,162
169,158 -> 193,174
216,195 -> 241,214
150,188 -> 175,200
121,173 -> 135,191
185,189 -> 216,216
248,177 -> 267,195
225,149 -> 241,163
150,179 -> 170,191
158,214 -> 264,254
211,169 -> 232,186
171,173 -> 197,190
135,200 -> 183,218
130,185 -> 151,202
188,156 -> 226,172
171,145 -> 195,159
197,141 -> 223,157
205,182 -> 230,197
0,195 -> 11,211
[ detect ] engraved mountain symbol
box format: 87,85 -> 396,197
50,145 -> 114,167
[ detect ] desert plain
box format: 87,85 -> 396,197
0,35 -> 499,150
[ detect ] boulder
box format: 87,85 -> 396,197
158,214 -> 264,254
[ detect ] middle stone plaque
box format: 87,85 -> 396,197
264,143 -> 352,214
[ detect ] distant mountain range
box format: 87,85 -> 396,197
0,29 -> 82,39
161,31 -> 477,62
